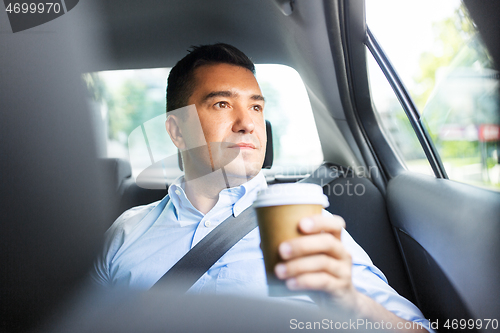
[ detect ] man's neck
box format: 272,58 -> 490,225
183,176 -> 223,215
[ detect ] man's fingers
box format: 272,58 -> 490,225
274,254 -> 350,280
285,272 -> 353,295
298,214 -> 345,239
274,214 -> 357,302
279,233 -> 350,261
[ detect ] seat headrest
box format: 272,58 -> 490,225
262,120 -> 274,169
99,158 -> 133,190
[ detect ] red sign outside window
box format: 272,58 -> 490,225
478,124 -> 500,142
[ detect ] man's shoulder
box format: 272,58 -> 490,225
101,196 -> 169,261
107,197 -> 168,236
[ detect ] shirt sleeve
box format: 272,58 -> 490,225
88,211 -> 128,286
88,203 -> 158,286
322,210 -> 434,332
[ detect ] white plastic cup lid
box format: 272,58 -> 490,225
253,183 -> 329,208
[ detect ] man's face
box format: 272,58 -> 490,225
178,63 -> 267,182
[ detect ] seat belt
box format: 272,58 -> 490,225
153,163 -> 346,293
152,206 -> 257,293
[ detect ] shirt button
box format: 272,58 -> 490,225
204,220 -> 211,227
234,206 -> 241,213
175,190 -> 181,195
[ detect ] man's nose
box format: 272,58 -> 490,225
232,106 -> 255,134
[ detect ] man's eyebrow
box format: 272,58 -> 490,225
201,91 -> 265,103
202,91 -> 237,102
250,95 -> 265,102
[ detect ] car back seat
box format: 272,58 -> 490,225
320,163 -> 415,302
100,158 -> 168,223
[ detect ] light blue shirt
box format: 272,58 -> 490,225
91,171 -> 431,330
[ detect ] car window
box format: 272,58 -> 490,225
366,0 -> 500,191
83,64 -> 323,183
366,53 -> 434,176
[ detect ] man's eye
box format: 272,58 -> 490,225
252,105 -> 263,112
215,101 -> 229,108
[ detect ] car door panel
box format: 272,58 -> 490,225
387,172 -> 500,325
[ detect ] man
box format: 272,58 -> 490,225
92,43 -> 431,332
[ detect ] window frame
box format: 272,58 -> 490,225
364,28 -> 447,179
339,0 -> 448,180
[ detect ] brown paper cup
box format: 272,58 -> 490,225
253,183 -> 329,297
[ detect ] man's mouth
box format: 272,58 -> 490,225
230,142 -> 256,149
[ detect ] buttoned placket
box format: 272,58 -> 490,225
190,192 -> 244,248
191,214 -> 224,248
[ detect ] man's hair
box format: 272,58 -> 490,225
166,43 -> 256,112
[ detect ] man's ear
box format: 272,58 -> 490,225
165,115 -> 186,149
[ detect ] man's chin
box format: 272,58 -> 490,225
222,165 -> 261,186
217,151 -> 263,179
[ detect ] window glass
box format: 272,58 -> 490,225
83,65 -> 323,182
366,54 -> 434,175
367,0 -> 500,190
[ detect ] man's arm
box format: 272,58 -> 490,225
274,214 -> 428,332
89,201 -> 161,287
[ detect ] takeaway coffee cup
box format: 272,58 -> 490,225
253,183 -> 329,296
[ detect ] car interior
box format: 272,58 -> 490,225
2,0 -> 499,332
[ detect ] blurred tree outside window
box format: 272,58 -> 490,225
367,0 -> 499,191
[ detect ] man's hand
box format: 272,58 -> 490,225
274,214 -> 428,332
274,214 -> 359,308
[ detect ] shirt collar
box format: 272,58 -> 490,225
167,171 -> 267,221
